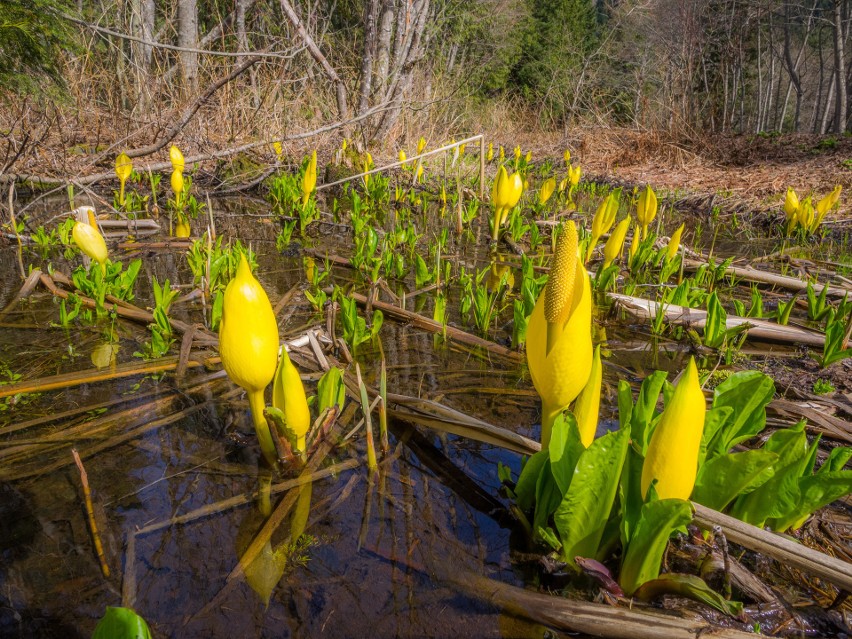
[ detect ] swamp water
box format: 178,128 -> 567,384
0,190 -> 847,638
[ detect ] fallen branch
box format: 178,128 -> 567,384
609,292 -> 827,347
72,448 -> 111,578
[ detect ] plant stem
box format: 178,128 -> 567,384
248,389 -> 278,467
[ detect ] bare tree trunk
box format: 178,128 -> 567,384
129,0 -> 155,110
357,0 -> 379,117
278,0 -> 350,122
236,0 -> 260,108
813,26 -> 826,133
833,0 -> 847,133
374,0 -> 395,96
781,1 -> 805,132
178,0 -> 199,95
821,74 -> 836,134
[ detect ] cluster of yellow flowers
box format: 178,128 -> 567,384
784,185 -> 841,234
169,145 -> 190,238
526,218 -> 704,497
491,165 -> 524,240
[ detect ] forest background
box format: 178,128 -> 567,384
2,0 -> 852,198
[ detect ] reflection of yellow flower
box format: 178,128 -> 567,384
115,152 -> 132,206
273,347 -> 311,453
171,170 -> 184,201
72,209 -> 108,273
641,357 -> 705,500
526,222 -> 593,446
219,255 -> 280,465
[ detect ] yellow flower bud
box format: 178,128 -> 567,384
169,145 -> 185,173
637,185 -> 658,239
115,152 -> 132,206
538,177 -> 556,205
603,216 -> 631,268
573,345 -> 602,447
641,357 -> 706,500
273,347 -> 311,452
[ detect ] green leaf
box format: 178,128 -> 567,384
618,447 -> 645,553
514,450 -> 547,512
692,450 -> 779,511
769,471 -> 852,532
818,447 -> 852,475
548,412 -> 584,496
634,574 -> 743,618
631,370 -> 667,454
317,367 -> 346,413
533,459 -> 562,536
553,428 -> 629,566
698,406 -> 734,467
92,607 -> 152,639
707,370 -> 774,458
619,499 -> 693,596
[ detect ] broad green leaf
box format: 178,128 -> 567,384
818,447 -> 852,475
548,412 -> 584,496
514,450 -> 547,512
631,370 -> 667,454
92,607 -> 152,639
698,406 -> 734,467
533,459 -> 562,536
317,367 -> 346,413
763,421 -> 808,467
538,526 -> 562,552
618,447 -> 645,552
553,428 -> 629,566
691,450 -> 779,511
634,574 -> 743,618
707,370 -> 774,458
769,471 -> 852,532
619,498 -> 693,596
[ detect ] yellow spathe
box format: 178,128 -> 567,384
526,222 -> 593,446
573,344 -> 602,447
640,357 -> 706,500
272,347 -> 311,453
72,216 -> 108,273
219,255 -> 280,464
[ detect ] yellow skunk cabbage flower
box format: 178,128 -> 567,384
513,146 -> 521,161
175,219 -> 191,238
666,223 -> 685,261
498,146 -> 505,162
586,192 -> 619,262
573,344 -> 602,447
637,185 -> 658,239
603,216 -> 631,268
783,187 -> 800,225
115,152 -> 132,207
629,228 -> 640,262
797,197 -> 814,231
568,165 -> 582,187
558,177 -> 568,193
398,149 -> 407,167
813,185 -> 841,231
417,137 -> 427,154
526,222 -> 593,446
273,347 -> 311,453
524,150 -> 532,163
491,166 -> 510,239
219,255 -> 280,466
538,177 -> 556,205
486,142 -> 494,162
171,170 -> 184,202
563,149 -> 571,165
641,357 -> 706,500
72,210 -> 108,273
273,141 -> 283,159
169,145 -> 185,173
301,150 -> 317,206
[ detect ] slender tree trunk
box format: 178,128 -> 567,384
822,74 -> 836,134
833,0 -> 847,133
374,0 -> 395,96
178,0 -> 199,95
357,0 -> 379,117
235,0 -> 260,108
813,26 -> 826,133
